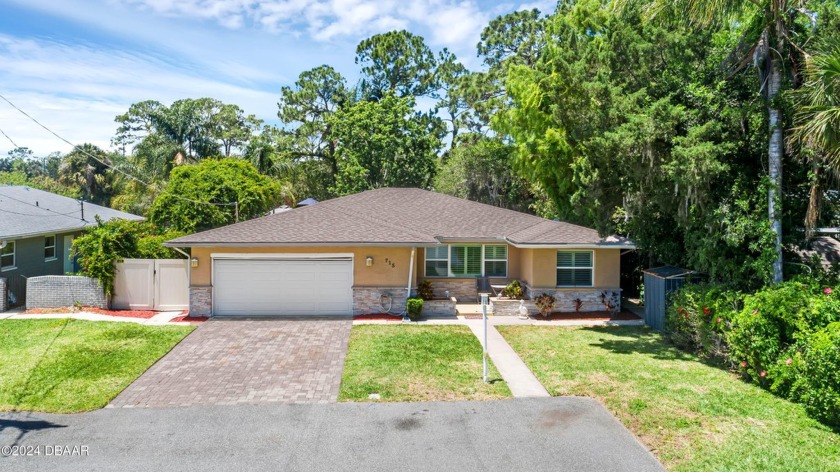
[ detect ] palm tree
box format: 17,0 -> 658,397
791,48 -> 840,238
58,144 -> 115,205
617,0 -> 818,283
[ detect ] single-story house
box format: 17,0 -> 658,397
166,188 -> 634,317
0,185 -> 143,307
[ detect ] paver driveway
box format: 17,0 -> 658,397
109,318 -> 352,407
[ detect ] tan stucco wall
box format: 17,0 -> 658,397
522,247 -> 621,289
594,248 -> 621,287
189,245 -> 622,290
190,246 -> 413,287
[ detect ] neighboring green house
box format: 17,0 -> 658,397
0,185 -> 143,308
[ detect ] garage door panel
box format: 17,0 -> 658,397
213,258 -> 352,316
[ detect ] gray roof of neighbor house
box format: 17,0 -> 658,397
0,186 -> 144,240
166,188 -> 635,248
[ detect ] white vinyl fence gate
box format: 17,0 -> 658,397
112,259 -> 189,311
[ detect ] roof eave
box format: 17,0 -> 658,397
163,241 -> 438,248
2,227 -> 87,241
504,239 -> 636,250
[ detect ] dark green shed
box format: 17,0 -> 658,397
642,266 -> 696,331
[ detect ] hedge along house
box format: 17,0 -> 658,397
165,188 -> 635,317
0,185 -> 144,308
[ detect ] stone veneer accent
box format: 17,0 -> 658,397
425,279 -> 478,302
421,297 -> 457,317
0,277 -> 7,312
190,286 -> 212,316
353,286 -> 409,315
25,275 -> 107,310
491,298 -> 537,317
525,286 -> 622,313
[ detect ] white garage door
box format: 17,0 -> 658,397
213,257 -> 353,316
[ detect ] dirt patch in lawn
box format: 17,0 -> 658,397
24,307 -> 159,319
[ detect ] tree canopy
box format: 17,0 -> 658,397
150,158 -> 283,233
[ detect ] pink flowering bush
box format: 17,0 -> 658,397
668,279 -> 840,425
727,282 -> 812,383
666,283 -> 739,365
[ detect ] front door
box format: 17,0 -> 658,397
63,235 -> 75,274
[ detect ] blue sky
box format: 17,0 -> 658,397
0,0 -> 554,156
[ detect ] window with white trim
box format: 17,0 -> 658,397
44,235 -> 56,260
424,244 -> 509,277
484,245 -> 507,277
1,241 -> 15,270
556,251 -> 593,287
424,246 -> 449,277
451,245 -> 482,276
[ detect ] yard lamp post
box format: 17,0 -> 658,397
480,292 -> 489,383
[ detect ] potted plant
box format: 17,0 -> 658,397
417,279 -> 434,300
503,280 -> 524,300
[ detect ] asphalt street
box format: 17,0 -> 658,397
0,397 -> 663,472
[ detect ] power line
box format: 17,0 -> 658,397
0,206 -> 76,217
0,191 -> 84,219
0,126 -> 19,149
0,93 -> 237,208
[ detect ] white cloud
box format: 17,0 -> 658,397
116,0 -> 494,50
0,34 -> 280,156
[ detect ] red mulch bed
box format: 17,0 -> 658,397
539,310 -> 641,321
169,315 -> 209,323
23,307 -> 158,319
461,311 -> 641,321
353,313 -> 403,321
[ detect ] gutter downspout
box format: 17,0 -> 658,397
406,246 -> 416,315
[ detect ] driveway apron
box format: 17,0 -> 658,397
109,318 -> 352,407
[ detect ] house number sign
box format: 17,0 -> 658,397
383,257 -> 396,269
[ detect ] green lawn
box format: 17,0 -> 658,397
1,319 -> 193,413
498,325 -> 840,472
339,325 -> 511,401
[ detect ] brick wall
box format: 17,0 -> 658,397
421,298 -> 457,317
525,286 -> 621,313
190,286 -> 212,316
491,298 -> 537,317
0,277 -> 7,312
426,279 -> 478,302
25,276 -> 107,310
353,286 -> 409,315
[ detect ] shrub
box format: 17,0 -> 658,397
534,293 -> 556,318
73,217 -> 185,296
417,279 -> 434,300
406,298 -> 423,321
728,282 -> 813,382
666,283 -> 740,363
503,280 -> 524,299
668,279 -> 840,426
788,323 -> 840,425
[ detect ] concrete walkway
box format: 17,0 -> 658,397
464,319 -> 550,398
0,309 -> 197,325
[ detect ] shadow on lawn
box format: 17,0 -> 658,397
579,325 -> 698,362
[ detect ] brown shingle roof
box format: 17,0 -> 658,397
166,188 -> 634,247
